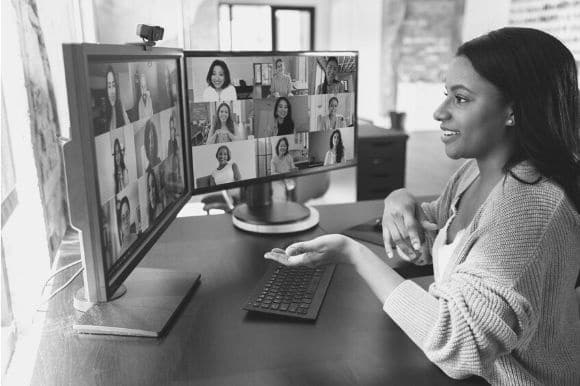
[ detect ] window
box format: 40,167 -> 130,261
218,4 -> 314,51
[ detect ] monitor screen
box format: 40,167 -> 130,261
87,56 -> 187,279
185,53 -> 358,193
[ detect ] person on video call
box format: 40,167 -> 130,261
116,196 -> 136,251
267,97 -> 294,137
316,56 -> 345,94
146,168 -> 163,222
209,145 -> 241,186
206,102 -> 238,144
144,119 -> 162,170
165,111 -> 183,197
113,138 -> 129,194
202,59 -> 238,103
323,129 -> 344,166
104,66 -> 129,131
270,137 -> 297,174
266,28 -> 580,385
270,59 -> 293,98
131,72 -> 154,120
320,96 -> 346,131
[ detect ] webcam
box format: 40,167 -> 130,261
136,24 -> 164,48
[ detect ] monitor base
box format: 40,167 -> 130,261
232,202 -> 319,234
73,267 -> 200,337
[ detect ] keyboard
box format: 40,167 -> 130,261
243,263 -> 336,320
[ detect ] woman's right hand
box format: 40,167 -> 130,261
382,189 -> 438,259
264,234 -> 356,267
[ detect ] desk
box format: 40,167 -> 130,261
32,200 -> 485,385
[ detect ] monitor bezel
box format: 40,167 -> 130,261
183,50 -> 359,196
63,43 -> 193,302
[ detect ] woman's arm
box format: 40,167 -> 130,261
232,162 -> 242,181
323,150 -> 332,166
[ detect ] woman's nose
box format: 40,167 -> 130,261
433,100 -> 450,122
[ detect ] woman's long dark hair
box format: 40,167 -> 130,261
457,27 -> 580,212
104,66 -> 126,129
320,57 -> 339,94
147,168 -> 159,221
213,102 -> 235,134
274,97 -> 294,134
330,129 -> 344,163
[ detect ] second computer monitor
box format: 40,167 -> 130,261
185,52 -> 358,195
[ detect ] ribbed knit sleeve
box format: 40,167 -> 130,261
384,164 -> 580,385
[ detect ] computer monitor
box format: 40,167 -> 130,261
62,43 -> 199,336
185,52 -> 358,233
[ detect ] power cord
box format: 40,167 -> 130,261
37,260 -> 84,309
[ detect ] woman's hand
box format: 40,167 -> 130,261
382,189 -> 438,259
264,234 -> 356,267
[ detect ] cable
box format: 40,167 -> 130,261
40,259 -> 82,294
37,267 -> 84,309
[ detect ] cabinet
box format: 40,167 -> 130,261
357,124 -> 408,201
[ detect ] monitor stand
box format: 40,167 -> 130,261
232,183 -> 319,234
72,267 -> 200,337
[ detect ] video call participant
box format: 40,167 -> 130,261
113,138 -> 129,194
146,168 -> 163,221
323,129 -> 344,165
316,57 -> 345,94
267,28 -> 580,385
270,137 -> 297,174
165,112 -> 183,197
320,97 -> 346,131
267,97 -> 294,137
116,196 -> 137,251
104,66 -> 129,131
206,102 -> 238,144
144,119 -> 161,169
270,59 -> 293,98
129,72 -> 154,121
209,145 -> 241,186
202,60 -> 238,103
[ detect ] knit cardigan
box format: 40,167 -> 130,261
383,160 -> 580,385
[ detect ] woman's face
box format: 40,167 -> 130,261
278,141 -> 288,155
433,56 -> 513,161
276,100 -> 288,119
139,74 -> 148,95
211,65 -> 225,90
107,72 -> 116,106
147,174 -> 156,207
218,105 -> 229,124
216,147 -> 229,166
276,60 -> 284,74
332,132 -> 340,146
326,60 -> 338,81
114,141 -> 122,165
329,99 -> 339,115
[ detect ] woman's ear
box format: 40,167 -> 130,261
506,106 -> 515,127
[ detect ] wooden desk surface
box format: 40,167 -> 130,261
32,200 -> 485,385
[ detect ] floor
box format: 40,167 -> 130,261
184,130 -> 463,215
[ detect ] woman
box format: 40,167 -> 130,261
323,130 -> 344,165
268,97 -> 294,137
144,119 -> 161,169
202,60 -> 237,102
209,145 -> 242,186
267,28 -> 580,385
316,57 -> 345,94
320,97 -> 346,131
270,59 -> 293,98
206,103 -> 238,144
104,66 -> 129,131
146,168 -> 163,222
113,138 -> 128,194
270,137 -> 296,174
134,72 -> 154,120
165,112 -> 183,197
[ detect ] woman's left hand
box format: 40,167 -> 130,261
264,234 -> 355,267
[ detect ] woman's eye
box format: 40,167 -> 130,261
454,95 -> 468,104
